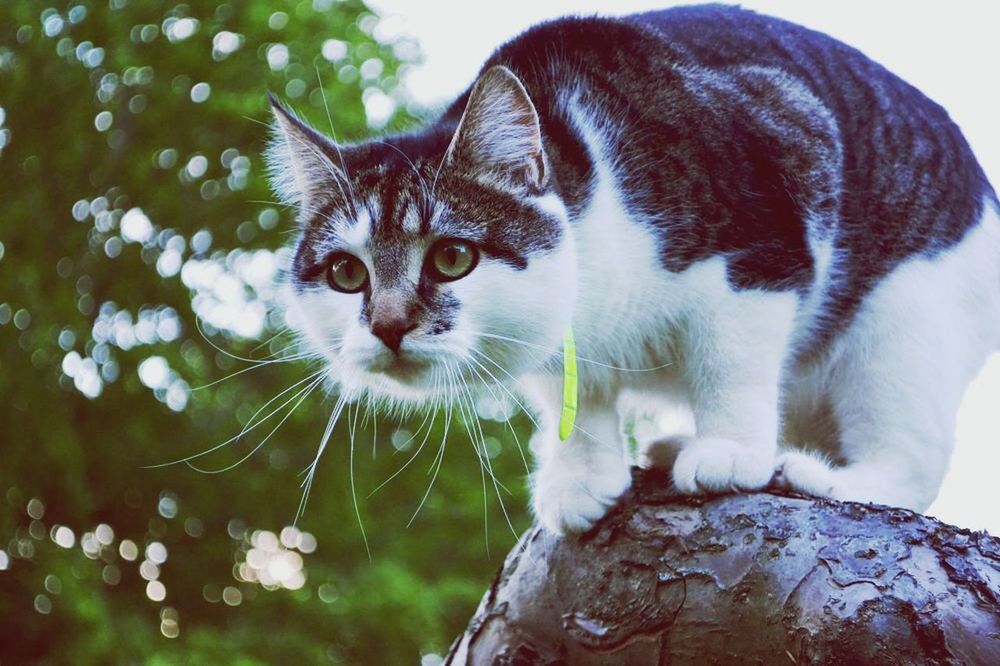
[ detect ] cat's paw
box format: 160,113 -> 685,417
672,437 -> 774,494
532,462 -> 630,535
773,450 -> 837,498
774,452 -> 923,509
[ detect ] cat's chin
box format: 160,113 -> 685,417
341,357 -> 446,405
355,372 -> 446,405
365,353 -> 429,381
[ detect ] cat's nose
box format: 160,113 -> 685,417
369,293 -> 418,354
371,318 -> 417,354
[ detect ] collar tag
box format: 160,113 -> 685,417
558,328 -> 578,441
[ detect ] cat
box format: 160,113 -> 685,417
267,4 -> 1000,535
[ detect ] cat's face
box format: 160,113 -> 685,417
269,67 -> 576,405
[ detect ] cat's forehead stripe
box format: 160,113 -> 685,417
401,201 -> 423,235
339,206 -> 373,248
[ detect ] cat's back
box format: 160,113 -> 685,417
477,5 -> 996,341
483,4 -> 993,231
627,4 -> 987,195
629,5 -> 995,320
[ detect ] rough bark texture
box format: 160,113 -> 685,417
447,468 -> 1000,665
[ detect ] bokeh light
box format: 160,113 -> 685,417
0,1 -> 525,663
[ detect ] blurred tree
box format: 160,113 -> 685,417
0,1 -> 531,663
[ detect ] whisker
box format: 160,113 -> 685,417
369,138 -> 435,213
369,367 -> 442,496
289,131 -> 356,214
456,369 -> 512,495
247,327 -> 295,356
456,361 -> 518,541
478,330 -> 673,372
463,356 -> 531,475
193,315 -> 294,366
295,395 -> 348,526
408,401 -> 452,527
461,389 -> 490,555
349,396 -> 361,444
253,336 -> 318,362
569,421 -> 620,456
246,198 -> 298,210
469,349 -> 544,433
188,352 -> 323,392
241,114 -> 271,128
348,400 -> 373,561
391,407 -> 434,458
472,346 -> 623,509
143,369 -> 327,468
362,393 -> 375,456
314,64 -> 360,219
368,408 -> 438,497
187,373 -> 326,474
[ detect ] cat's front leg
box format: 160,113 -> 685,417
525,379 -> 630,534
671,288 -> 798,494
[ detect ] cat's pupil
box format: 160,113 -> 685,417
428,241 -> 477,281
326,253 -> 367,292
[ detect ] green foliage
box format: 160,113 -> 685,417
0,2 -> 531,662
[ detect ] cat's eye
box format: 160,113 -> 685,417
427,239 -> 479,282
325,253 -> 368,293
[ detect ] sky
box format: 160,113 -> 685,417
367,0 -> 1000,534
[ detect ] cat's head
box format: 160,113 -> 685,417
267,66 -> 576,405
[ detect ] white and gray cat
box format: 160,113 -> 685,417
267,6 -> 1000,534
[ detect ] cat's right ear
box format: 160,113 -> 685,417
266,94 -> 347,213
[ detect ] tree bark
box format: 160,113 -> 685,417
446,467 -> 1000,665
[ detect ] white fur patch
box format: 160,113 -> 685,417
339,206 -> 372,249
525,94 -> 801,531
778,199 -> 1000,511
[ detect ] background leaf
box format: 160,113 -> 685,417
0,2 -> 531,662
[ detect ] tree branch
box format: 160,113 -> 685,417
447,467 -> 1000,664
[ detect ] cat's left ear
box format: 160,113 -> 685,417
445,66 -> 547,190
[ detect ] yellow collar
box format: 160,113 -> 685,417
558,328 -> 578,441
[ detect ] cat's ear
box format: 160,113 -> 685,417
445,66 -> 547,190
266,94 -> 347,212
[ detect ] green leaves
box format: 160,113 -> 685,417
0,2 -> 531,663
